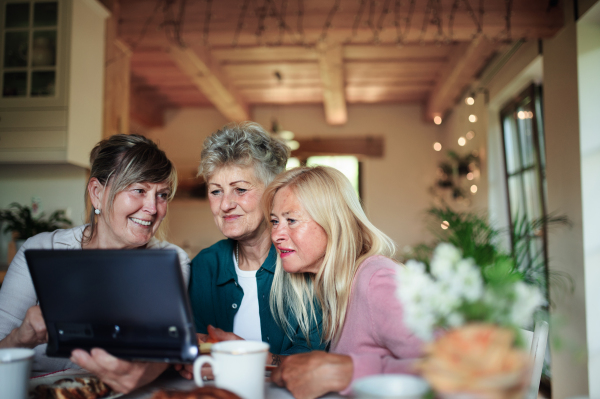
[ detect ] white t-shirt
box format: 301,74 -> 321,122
232,252 -> 262,342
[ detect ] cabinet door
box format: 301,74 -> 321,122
0,0 -> 68,108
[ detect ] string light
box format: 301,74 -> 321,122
433,142 -> 442,151
466,130 -> 475,140
467,172 -> 474,180
434,116 -> 442,125
279,130 -> 295,141
468,114 -> 478,123
465,96 -> 475,105
470,185 -> 478,193
517,111 -> 534,119
458,137 -> 466,146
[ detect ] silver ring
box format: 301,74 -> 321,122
203,375 -> 208,381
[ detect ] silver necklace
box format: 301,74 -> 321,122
235,243 -> 239,265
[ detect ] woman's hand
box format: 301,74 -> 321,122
206,325 -> 243,342
271,352 -> 353,399
173,363 -> 214,381
196,333 -> 209,343
70,348 -> 168,393
0,305 -> 47,349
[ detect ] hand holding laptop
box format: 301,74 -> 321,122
70,348 -> 168,393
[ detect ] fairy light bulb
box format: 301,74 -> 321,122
465,96 -> 475,105
433,116 -> 442,125
468,114 -> 477,123
458,137 -> 466,146
433,142 -> 442,151
441,221 -> 450,230
287,140 -> 300,151
470,185 -> 478,194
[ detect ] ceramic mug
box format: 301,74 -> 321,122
352,374 -> 430,399
0,348 -> 35,399
193,340 -> 269,399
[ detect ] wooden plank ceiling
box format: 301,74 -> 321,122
116,0 -> 563,126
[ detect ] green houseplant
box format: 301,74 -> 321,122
0,202 -> 72,246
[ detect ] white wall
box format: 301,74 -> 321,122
147,104 -> 444,257
543,18 -> 589,397
144,108 -> 229,258
0,164 -> 88,266
578,8 -> 600,395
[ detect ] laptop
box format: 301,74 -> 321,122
25,249 -> 199,363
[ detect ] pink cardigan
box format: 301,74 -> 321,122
330,256 -> 423,394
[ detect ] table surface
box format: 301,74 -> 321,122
31,368 -> 344,399
120,370 -> 344,399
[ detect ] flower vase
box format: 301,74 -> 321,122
418,324 -> 530,399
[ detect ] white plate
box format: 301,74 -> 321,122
30,369 -> 123,399
352,374 -> 430,399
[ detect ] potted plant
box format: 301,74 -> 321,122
0,202 -> 72,251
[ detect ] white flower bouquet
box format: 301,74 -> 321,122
396,243 -> 545,341
396,243 -> 546,399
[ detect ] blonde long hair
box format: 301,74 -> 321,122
262,166 -> 397,344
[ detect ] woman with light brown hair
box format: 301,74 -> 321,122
0,134 -> 189,393
264,166 -> 423,399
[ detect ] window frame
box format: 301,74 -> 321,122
499,83 -> 549,297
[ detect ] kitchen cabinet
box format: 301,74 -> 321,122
0,0 -> 109,167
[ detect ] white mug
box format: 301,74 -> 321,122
193,340 -> 269,399
0,348 -> 35,399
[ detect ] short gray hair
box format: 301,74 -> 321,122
198,122 -> 290,185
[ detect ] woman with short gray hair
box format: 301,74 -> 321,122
178,122 -> 326,381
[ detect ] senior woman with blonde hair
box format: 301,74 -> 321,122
265,166 -> 423,399
0,134 -> 189,393
178,122 -> 325,381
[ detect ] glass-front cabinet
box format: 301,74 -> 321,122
2,1 -> 59,98
1,0 -> 66,106
0,0 -> 108,166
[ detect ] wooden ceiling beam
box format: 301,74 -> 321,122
316,42 -> 347,125
167,44 -> 249,122
292,136 -> 384,158
426,35 -> 498,121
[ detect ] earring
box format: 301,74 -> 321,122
94,208 -> 101,215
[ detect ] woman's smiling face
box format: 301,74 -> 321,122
207,164 -> 267,242
270,186 -> 328,274
96,181 -> 170,249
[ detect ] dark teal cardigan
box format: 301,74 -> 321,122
188,239 -> 326,355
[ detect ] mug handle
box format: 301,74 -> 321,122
193,355 -> 217,387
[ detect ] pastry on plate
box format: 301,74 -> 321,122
30,376 -> 116,399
